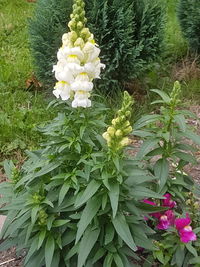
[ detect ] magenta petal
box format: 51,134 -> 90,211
175,217 -> 191,230
162,193 -> 176,208
180,231 -> 197,243
157,215 -> 170,230
165,210 -> 175,226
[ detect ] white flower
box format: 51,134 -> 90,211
57,48 -> 66,61
53,81 -> 71,100
84,58 -> 105,79
71,81 -> 93,92
83,42 -> 100,62
63,47 -> 84,61
53,62 -> 74,83
75,72 -> 90,81
72,90 -> 91,108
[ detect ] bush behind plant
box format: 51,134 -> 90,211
29,0 -> 165,93
178,0 -> 200,54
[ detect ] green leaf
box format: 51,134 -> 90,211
151,89 -> 171,103
103,253 -> 113,267
136,139 -> 158,159
134,114 -> 161,130
174,151 -> 197,164
45,235 -> 55,267
53,219 -> 70,227
92,248 -> 106,264
76,196 -> 101,244
189,256 -> 200,264
154,158 -> 169,191
80,125 -> 86,139
181,130 -> 200,145
132,186 -> 164,199
38,229 -> 46,249
75,180 -> 101,207
108,183 -> 119,218
31,205 -> 40,225
125,175 -> 157,186
105,223 -> 115,245
154,250 -> 164,264
3,160 -> 15,179
175,246 -> 185,267
59,182 -> 70,206
174,114 -> 186,132
185,243 -> 198,257
113,253 -> 124,267
78,227 -> 100,267
112,213 -> 137,251
25,235 -> 38,264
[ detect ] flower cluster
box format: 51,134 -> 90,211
102,91 -> 133,151
175,214 -> 197,243
144,193 -> 197,243
53,0 -> 105,108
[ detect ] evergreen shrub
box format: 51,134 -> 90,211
178,0 -> 200,54
29,0 -> 165,92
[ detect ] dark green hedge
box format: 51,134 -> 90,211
29,0 -> 165,93
178,0 -> 200,54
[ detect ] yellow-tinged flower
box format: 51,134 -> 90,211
120,137 -> 130,147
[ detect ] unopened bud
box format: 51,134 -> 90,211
74,37 -> 85,48
120,137 -> 130,147
124,126 -> 132,134
124,121 -> 130,127
194,202 -> 199,209
102,132 -> 109,141
107,127 -> 115,136
115,130 -> 123,137
77,21 -> 83,30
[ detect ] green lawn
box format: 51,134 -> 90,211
0,0 -> 56,158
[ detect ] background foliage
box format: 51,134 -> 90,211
29,0 -> 165,93
178,0 -> 200,54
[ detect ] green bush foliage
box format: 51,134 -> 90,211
29,0 -> 165,92
29,0 -> 73,86
178,0 -> 200,53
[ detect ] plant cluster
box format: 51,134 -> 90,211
1,0 -> 200,266
178,0 -> 200,54
131,81 -> 200,266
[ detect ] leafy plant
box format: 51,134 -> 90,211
133,81 -> 200,201
0,94 -> 163,267
178,0 -> 200,53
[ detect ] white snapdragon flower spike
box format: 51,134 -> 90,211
52,0 -> 105,108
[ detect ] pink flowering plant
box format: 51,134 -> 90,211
142,192 -> 200,266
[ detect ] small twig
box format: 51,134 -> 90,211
0,258 -> 16,266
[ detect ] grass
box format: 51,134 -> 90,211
0,0 -> 56,158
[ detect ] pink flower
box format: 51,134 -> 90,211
162,193 -> 176,209
157,210 -> 175,230
175,214 -> 197,243
143,199 -> 161,219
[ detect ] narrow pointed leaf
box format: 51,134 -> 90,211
76,196 -> 101,244
112,214 -> 137,251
